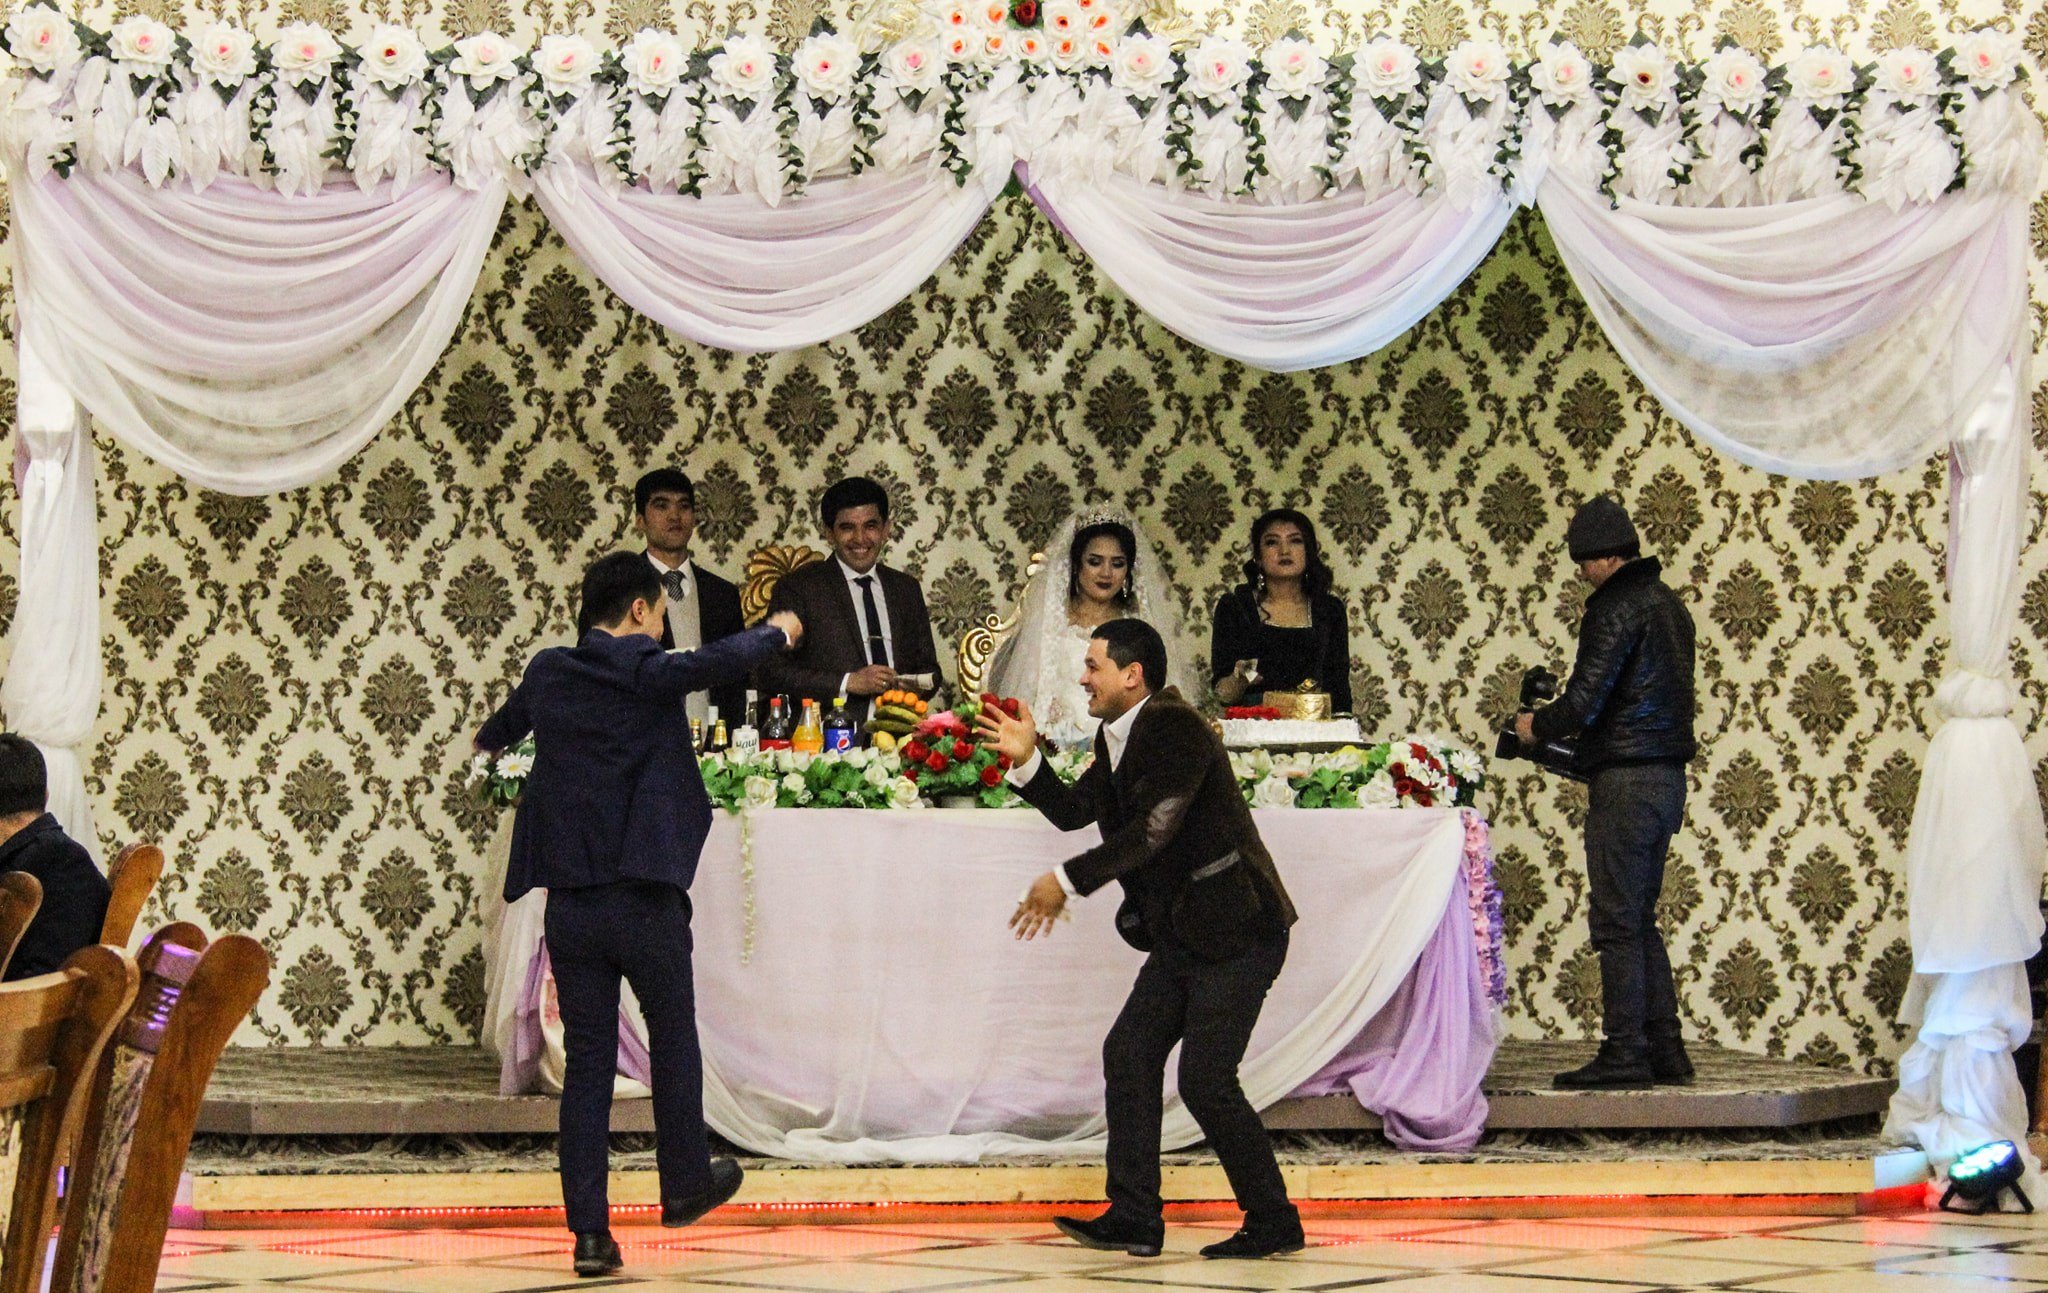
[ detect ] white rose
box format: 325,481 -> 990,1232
108,14 -> 174,68
1010,30 -> 1045,63
272,23 -> 342,85
1110,34 -> 1173,96
1700,46 -> 1767,114
1786,45 -> 1852,100
1528,40 -> 1592,106
972,0 -> 1009,30
863,762 -> 893,788
1048,32 -> 1087,71
190,22 -> 257,86
1874,46 -> 1936,100
450,31 -> 521,86
1610,42 -> 1676,112
624,28 -> 686,97
937,3 -> 974,33
710,33 -> 777,100
534,34 -> 597,94
1355,37 -> 1420,100
1251,775 -> 1298,809
1955,29 -> 2021,93
1044,0 -> 1084,34
881,38 -> 942,94
1261,36 -> 1325,99
1443,37 -> 1510,102
1359,772 -> 1400,809
742,775 -> 780,810
888,777 -> 924,809
6,7 -> 80,75
780,771 -> 807,794
361,26 -> 429,90
1325,745 -> 1365,773
794,32 -> 858,99
943,30 -> 976,63
1185,35 -> 1251,103
790,750 -> 817,772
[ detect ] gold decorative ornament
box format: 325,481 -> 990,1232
742,544 -> 827,625
957,551 -> 1044,698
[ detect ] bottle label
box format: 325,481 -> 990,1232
823,726 -> 854,753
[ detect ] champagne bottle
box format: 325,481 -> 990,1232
731,689 -> 761,757
823,693 -> 856,753
793,700 -> 825,755
761,696 -> 792,751
690,718 -> 704,754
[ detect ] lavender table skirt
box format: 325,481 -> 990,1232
482,807 -> 1503,1163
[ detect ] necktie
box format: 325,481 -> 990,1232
661,569 -> 686,603
856,575 -> 888,667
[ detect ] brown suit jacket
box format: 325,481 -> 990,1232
755,558 -> 943,720
1013,689 -> 1296,957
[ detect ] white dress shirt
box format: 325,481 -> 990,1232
838,556 -> 894,694
1010,695 -> 1150,899
648,552 -> 706,727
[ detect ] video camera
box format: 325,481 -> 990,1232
1494,667 -> 1584,781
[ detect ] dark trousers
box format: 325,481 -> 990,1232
546,880 -> 712,1234
1585,763 -> 1688,1056
1102,933 -> 1297,1233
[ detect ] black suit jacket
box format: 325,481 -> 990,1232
755,558 -> 942,721
1012,690 -> 1296,957
0,814 -> 110,981
656,560 -> 748,727
477,626 -> 786,901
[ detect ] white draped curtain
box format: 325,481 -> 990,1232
4,117 -> 2040,1185
1536,176 -> 2043,1195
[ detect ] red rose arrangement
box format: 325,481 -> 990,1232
1384,743 -> 1446,809
900,695 -> 1021,805
1224,706 -> 1283,720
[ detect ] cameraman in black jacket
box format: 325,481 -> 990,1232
1515,497 -> 1697,1089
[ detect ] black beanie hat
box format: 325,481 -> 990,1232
1566,496 -> 1639,562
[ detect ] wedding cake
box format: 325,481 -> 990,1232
1218,684 -> 1363,749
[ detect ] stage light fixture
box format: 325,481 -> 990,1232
1940,1140 -> 2031,1215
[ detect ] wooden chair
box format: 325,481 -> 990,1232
740,543 -> 826,625
957,551 -> 1045,699
51,924 -> 269,1293
0,946 -> 136,1293
0,872 -> 43,978
98,845 -> 164,948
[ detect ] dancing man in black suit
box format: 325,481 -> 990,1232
635,468 -> 747,731
756,476 -> 942,722
477,553 -> 802,1277
976,619 -> 1305,1260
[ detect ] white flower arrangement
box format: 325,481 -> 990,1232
0,9 -> 2029,207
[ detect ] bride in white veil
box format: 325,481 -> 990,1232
988,512 -> 1200,751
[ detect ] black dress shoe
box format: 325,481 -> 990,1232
1650,1039 -> 1695,1086
1052,1213 -> 1163,1257
663,1157 -> 744,1227
572,1232 -> 623,1277
1553,1044 -> 1654,1090
1200,1224 -> 1307,1259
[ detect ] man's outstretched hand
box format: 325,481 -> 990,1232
974,696 -> 1037,768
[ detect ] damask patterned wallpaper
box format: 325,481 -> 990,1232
0,0 -> 2042,1070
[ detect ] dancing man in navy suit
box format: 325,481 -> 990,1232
477,552 -> 803,1277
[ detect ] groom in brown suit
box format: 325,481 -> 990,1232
977,619 -> 1304,1260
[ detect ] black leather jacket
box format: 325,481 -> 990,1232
1531,558 -> 1696,773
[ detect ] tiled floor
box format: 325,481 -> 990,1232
152,1210 -> 2048,1292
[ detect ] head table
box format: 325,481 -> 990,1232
481,806 -> 1502,1164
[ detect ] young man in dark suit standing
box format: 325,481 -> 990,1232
635,468 -> 747,731
977,619 -> 1305,1260
756,476 -> 942,722
477,554 -> 802,1276
0,735 -> 109,981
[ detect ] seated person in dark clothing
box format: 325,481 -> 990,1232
0,735 -> 111,980
1209,510 -> 1353,715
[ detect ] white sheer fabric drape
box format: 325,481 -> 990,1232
533,159 -> 1010,352
1538,174 -> 2043,1193
1,333 -> 100,858
13,168 -> 506,494
1023,168 -> 1514,372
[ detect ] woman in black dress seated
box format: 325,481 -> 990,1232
1210,509 -> 1353,715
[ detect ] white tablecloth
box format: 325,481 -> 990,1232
483,807 -> 1489,1163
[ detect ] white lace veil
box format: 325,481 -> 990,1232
989,511 -> 1201,715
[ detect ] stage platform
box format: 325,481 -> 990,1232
178,1042 -> 1923,1222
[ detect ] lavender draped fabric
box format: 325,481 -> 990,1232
1021,165 -> 1514,372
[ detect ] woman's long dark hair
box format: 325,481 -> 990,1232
1068,520 -> 1137,605
1240,508 -> 1333,603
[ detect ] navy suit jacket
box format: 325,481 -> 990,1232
478,625 -> 787,902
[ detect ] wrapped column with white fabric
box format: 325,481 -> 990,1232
1,332 -> 102,857
1535,127 -> 2044,1194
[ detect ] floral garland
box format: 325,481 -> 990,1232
0,5 -> 2031,210
1460,807 -> 1507,1008
1229,736 -> 1484,810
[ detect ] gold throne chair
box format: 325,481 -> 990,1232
957,552 -> 1045,700
741,543 -> 827,625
